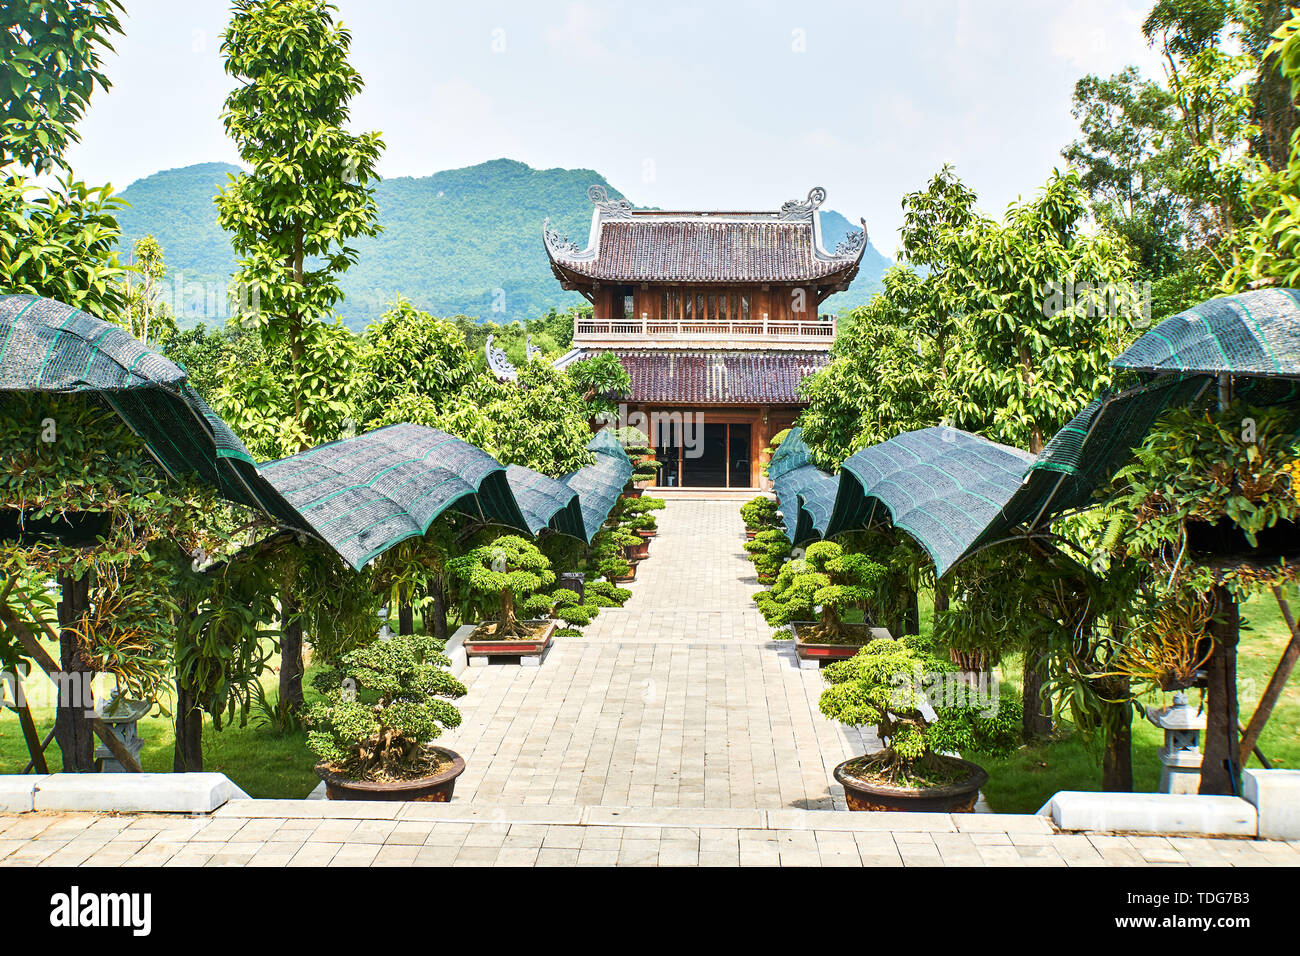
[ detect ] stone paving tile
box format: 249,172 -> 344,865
4,509 -> 1299,868
439,501 -> 875,811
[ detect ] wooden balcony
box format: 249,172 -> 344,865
573,314 -> 836,350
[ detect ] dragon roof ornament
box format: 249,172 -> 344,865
588,184 -> 633,220
542,217 -> 582,257
779,186 -> 827,221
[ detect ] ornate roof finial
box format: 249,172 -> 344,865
588,183 -> 633,219
780,186 -> 827,221
834,222 -> 868,257
543,217 -> 582,257
485,333 -> 517,382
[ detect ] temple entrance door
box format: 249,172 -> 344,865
675,421 -> 751,487
683,423 -> 728,486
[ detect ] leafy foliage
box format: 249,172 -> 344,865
445,534 -> 556,636
215,0 -> 383,453
307,632 -> 465,780
753,539 -> 885,641
819,637 -> 1021,781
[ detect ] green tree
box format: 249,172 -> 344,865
357,298 -> 476,428
215,0 -> 384,710
215,0 -> 383,455
0,0 -> 126,318
112,235 -> 176,348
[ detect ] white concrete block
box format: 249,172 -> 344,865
34,772 -> 241,814
0,775 -> 43,812
1243,768 -> 1300,840
467,655 -> 489,668
1047,790 -> 1257,838
445,624 -> 472,677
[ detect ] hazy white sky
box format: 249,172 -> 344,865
63,0 -> 1166,253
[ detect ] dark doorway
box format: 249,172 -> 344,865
728,423 -> 751,487
684,424 -> 728,486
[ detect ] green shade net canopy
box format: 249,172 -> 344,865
505,463 -> 586,540
767,427 -> 838,546
823,426 -> 1035,575
0,293 -> 302,528
1112,288 -> 1300,379
561,430 -> 633,542
965,375 -> 1213,563
258,424 -> 530,571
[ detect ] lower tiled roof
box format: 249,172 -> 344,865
607,349 -> 828,405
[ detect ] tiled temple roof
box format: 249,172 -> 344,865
544,186 -> 867,287
608,349 -> 829,405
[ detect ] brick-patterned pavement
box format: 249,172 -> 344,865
2,501 -> 1295,866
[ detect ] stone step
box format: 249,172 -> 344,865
211,798 -> 1055,834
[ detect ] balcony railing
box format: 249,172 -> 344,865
574,314 -> 836,344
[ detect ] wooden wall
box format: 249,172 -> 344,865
595,284 -> 819,323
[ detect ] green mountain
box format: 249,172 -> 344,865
114,158 -> 889,330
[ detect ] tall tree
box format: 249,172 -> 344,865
945,170 -> 1139,739
215,0 -> 383,710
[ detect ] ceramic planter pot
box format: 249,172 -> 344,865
791,622 -> 888,664
316,746 -> 465,802
463,619 -> 557,662
834,755 -> 987,813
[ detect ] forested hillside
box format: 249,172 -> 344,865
114,158 -> 889,328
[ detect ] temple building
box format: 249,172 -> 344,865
546,185 -> 867,490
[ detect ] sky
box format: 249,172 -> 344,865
63,0 -> 1168,255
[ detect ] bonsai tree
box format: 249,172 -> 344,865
445,534 -> 555,638
618,495 -> 665,533
307,632 -> 466,781
744,528 -> 793,584
611,426 -> 661,486
819,637 -> 1021,788
539,530 -> 631,608
754,540 -> 885,641
590,525 -> 640,582
740,495 -> 780,533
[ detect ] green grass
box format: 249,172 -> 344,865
2,593 -> 1295,808
978,589 -> 1300,813
0,646 -> 327,798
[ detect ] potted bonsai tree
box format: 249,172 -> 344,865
754,540 -> 888,663
820,637 -> 1021,812
620,495 -> 665,539
744,527 -> 792,584
446,534 -> 558,665
307,632 -> 468,801
612,426 -> 661,495
591,525 -> 641,582
740,494 -> 779,540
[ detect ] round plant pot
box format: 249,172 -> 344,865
637,528 -> 657,539
623,487 -> 644,499
613,564 -> 637,583
834,755 -> 988,813
316,745 -> 465,802
625,540 -> 650,561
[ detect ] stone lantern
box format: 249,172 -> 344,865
1144,691 -> 1206,795
94,693 -> 151,773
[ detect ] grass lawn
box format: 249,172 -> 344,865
979,589 -> 1300,813
0,644 -> 327,798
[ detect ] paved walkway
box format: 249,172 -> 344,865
3,803 -> 1296,867
440,500 -> 875,810
1,500 -> 1296,867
